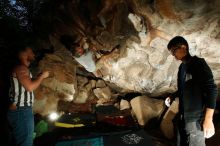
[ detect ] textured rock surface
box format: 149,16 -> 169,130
33,0 -> 220,115
39,0 -> 220,95
160,98 -> 179,139
130,96 -> 165,126
99,0 -> 220,96
33,37 -> 77,115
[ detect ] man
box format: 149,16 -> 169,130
60,35 -> 97,73
7,45 -> 49,146
166,36 -> 218,146
72,43 -> 97,73
60,35 -> 120,77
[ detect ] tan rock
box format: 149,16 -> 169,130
120,99 -> 131,110
77,76 -> 89,88
74,89 -> 90,104
96,80 -> 106,88
130,96 -> 165,126
93,87 -> 111,100
90,80 -> 97,89
160,98 -> 179,139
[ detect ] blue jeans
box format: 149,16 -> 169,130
8,106 -> 34,146
177,119 -> 205,146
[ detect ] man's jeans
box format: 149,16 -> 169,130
8,106 -> 34,146
177,119 -> 205,146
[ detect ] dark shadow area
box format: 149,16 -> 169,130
0,60 -> 11,146
0,17 -> 20,146
118,92 -> 142,102
34,124 -> 155,146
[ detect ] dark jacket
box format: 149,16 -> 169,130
175,56 -> 218,122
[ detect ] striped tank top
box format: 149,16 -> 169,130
9,73 -> 34,107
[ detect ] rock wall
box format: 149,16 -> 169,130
33,0 -> 220,115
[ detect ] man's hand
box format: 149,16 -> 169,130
165,97 -> 171,107
41,71 -> 50,79
203,108 -> 215,138
9,103 -> 17,110
203,119 -> 215,138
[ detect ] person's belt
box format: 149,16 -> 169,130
9,103 -> 32,111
